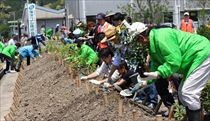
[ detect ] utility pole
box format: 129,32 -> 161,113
173,0 -> 181,29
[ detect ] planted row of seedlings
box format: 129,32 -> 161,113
3,40 -> 175,121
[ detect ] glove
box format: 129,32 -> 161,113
132,76 -> 147,93
80,76 -> 88,80
141,71 -> 159,81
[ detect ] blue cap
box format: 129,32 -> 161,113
96,13 -> 106,19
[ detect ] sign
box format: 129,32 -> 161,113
28,3 -> 37,36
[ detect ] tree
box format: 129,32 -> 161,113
0,1 -> 11,38
120,0 -> 169,24
0,1 -> 11,23
195,0 -> 210,25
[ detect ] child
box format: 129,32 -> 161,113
113,60 -> 138,90
118,60 -> 158,109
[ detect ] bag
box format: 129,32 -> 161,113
103,24 -> 118,43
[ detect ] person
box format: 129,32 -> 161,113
180,12 -> 195,33
60,26 -> 70,43
73,21 -> 85,39
0,43 -> 21,73
113,12 -> 131,58
27,34 -> 46,52
96,13 -> 117,44
20,33 -> 29,46
8,34 -> 16,45
80,47 -> 118,85
116,60 -> 158,109
55,24 -> 60,34
63,32 -> 75,44
16,45 -> 39,72
0,41 -> 5,62
55,24 -> 60,40
105,12 -> 115,25
46,28 -> 53,40
129,22 -> 210,121
65,39 -> 98,65
126,16 -> 132,25
0,41 -> 5,53
40,25 -> 46,35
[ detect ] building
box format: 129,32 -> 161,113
22,4 -> 65,35
65,0 -> 210,29
65,0 -> 131,28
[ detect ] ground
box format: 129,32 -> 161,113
0,71 -> 18,121
12,54 -> 157,121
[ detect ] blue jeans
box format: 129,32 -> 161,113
137,83 -> 158,105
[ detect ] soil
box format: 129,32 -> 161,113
14,54 -> 156,121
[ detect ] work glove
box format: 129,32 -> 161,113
141,71 -> 159,81
132,75 -> 147,93
80,76 -> 88,80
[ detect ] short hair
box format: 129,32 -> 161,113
113,12 -> 125,21
118,60 -> 129,70
99,47 -> 114,58
95,32 -> 105,42
15,42 -> 21,48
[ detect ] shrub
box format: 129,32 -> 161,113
201,81 -> 210,114
197,25 -> 210,40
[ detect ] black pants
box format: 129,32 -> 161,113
16,55 -> 31,70
0,53 -> 14,72
155,77 -> 175,108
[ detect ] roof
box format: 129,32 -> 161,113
22,4 -> 65,20
36,5 -> 65,19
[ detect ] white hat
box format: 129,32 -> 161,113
128,22 -> 148,39
184,12 -> 189,16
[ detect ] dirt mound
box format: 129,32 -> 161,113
14,54 -> 155,121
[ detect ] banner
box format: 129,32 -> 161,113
28,3 -> 37,36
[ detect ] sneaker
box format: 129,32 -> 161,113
89,79 -> 101,85
147,103 -> 156,110
120,89 -> 133,97
162,110 -> 169,117
134,97 -> 143,104
113,84 -> 122,91
9,70 -> 16,73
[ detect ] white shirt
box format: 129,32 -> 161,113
8,39 -> 15,45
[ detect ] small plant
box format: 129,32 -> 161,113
173,102 -> 186,121
201,81 -> 210,114
197,25 -> 210,40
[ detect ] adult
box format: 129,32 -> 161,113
0,43 -> 21,73
129,22 -> 210,121
96,13 -> 117,46
180,12 -> 195,33
16,45 -> 39,72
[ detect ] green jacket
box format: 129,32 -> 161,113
0,42 -> 5,52
46,28 -> 53,38
78,44 -> 98,65
2,45 -> 17,58
149,28 -> 210,80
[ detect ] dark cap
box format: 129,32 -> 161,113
96,13 -> 106,20
74,39 -> 84,44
